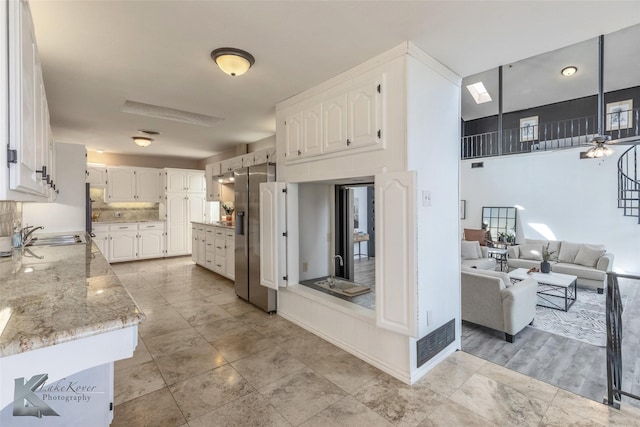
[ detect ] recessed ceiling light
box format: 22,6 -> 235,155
561,66 -> 578,77
466,82 -> 492,104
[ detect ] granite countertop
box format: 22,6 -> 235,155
191,221 -> 235,229
0,237 -> 145,357
93,220 -> 164,224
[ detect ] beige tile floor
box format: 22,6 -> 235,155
111,257 -> 640,426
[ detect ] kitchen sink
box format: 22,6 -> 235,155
26,234 -> 86,247
314,278 -> 371,296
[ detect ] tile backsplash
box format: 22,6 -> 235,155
0,201 -> 22,237
90,188 -> 160,222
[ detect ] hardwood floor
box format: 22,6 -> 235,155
462,277 -> 640,410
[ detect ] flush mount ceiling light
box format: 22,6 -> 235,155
210,47 -> 255,76
132,136 -> 153,147
561,66 -> 578,77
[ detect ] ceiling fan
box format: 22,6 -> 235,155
585,134 -> 640,158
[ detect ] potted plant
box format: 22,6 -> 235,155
540,243 -> 555,273
222,202 -> 234,225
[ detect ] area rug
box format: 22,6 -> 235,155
527,289 -> 627,347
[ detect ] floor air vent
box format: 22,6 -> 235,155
417,319 -> 455,367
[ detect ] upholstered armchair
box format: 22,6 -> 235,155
461,266 -> 538,342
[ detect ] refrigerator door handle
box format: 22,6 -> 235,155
236,211 -> 245,235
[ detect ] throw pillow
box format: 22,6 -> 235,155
461,240 -> 480,260
475,269 -> 513,288
558,241 -> 581,263
574,245 -> 606,267
518,244 -> 543,261
464,229 -> 486,246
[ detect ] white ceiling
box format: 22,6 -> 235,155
30,1 -> 640,159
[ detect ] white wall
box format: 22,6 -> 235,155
298,183 -> 331,281
353,186 -> 368,255
23,143 -> 86,233
461,147 -> 640,273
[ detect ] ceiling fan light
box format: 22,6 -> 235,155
132,136 -> 153,147
211,48 -> 255,76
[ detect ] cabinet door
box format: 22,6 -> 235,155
188,193 -> 206,223
166,193 -> 188,256
165,169 -> 188,192
323,94 -> 348,153
205,164 -> 220,202
284,111 -> 302,160
109,231 -> 137,262
107,168 -> 135,202
87,165 -> 107,187
241,153 -> 255,168
348,79 -> 380,149
8,0 -> 47,196
191,226 -> 199,263
92,232 -> 109,259
136,168 -> 161,202
303,103 -> 323,157
197,233 -> 206,266
374,171 -> 416,337
253,149 -> 268,165
188,171 -> 206,193
138,228 -> 164,260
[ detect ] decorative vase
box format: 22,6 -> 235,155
540,261 -> 551,273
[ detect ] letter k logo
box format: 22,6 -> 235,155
13,374 -> 59,417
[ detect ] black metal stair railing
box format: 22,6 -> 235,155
617,145 -> 640,223
605,272 -> 640,409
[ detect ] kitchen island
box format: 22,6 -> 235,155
0,236 -> 144,425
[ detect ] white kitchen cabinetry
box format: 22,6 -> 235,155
164,169 -> 205,257
284,111 -> 302,159
213,228 -> 226,276
87,164 -> 107,187
190,222 -> 235,281
5,0 -> 54,200
138,222 -> 165,260
204,227 -> 216,270
92,224 -> 110,257
109,224 -> 138,263
220,157 -> 243,174
106,167 -> 161,202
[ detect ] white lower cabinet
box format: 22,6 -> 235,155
93,222 -> 165,263
191,222 -> 235,281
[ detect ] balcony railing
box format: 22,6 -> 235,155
462,107 -> 640,160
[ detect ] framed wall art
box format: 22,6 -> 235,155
520,116 -> 539,142
606,99 -> 633,131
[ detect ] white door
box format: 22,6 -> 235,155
303,103 -> 323,157
323,94 -> 348,153
136,168 -> 161,202
348,78 -> 380,149
374,171 -> 416,337
188,193 -> 206,223
259,182 -> 298,290
107,168 -> 135,202
165,169 -> 188,192
138,229 -> 164,259
284,111 -> 302,160
109,231 -> 137,262
166,193 -> 187,256
188,171 -> 206,192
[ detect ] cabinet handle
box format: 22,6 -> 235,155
346,139 -> 351,146
119,226 -> 127,229
297,150 -> 301,156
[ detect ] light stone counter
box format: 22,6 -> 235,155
191,220 -> 234,229
0,239 -> 145,357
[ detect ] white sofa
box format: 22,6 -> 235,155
507,239 -> 614,294
461,266 -> 538,342
461,240 -> 497,270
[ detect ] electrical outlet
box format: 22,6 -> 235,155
302,262 -> 308,272
422,190 -> 432,206
115,211 -> 122,218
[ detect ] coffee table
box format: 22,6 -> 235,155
508,268 -> 577,311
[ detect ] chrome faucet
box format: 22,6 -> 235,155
330,255 -> 344,288
21,226 -> 44,246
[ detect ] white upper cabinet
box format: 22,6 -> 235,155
106,167 -> 161,202
284,111 -> 303,160
347,78 -> 381,149
6,0 -> 53,199
323,94 -> 348,154
87,163 -> 107,187
220,156 -> 243,174
165,168 -> 205,193
303,103 -> 323,157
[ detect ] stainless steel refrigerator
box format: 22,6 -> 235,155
234,163 -> 277,312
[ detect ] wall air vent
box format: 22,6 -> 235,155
416,319 -> 455,367
121,100 -> 222,127
471,162 -> 484,168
